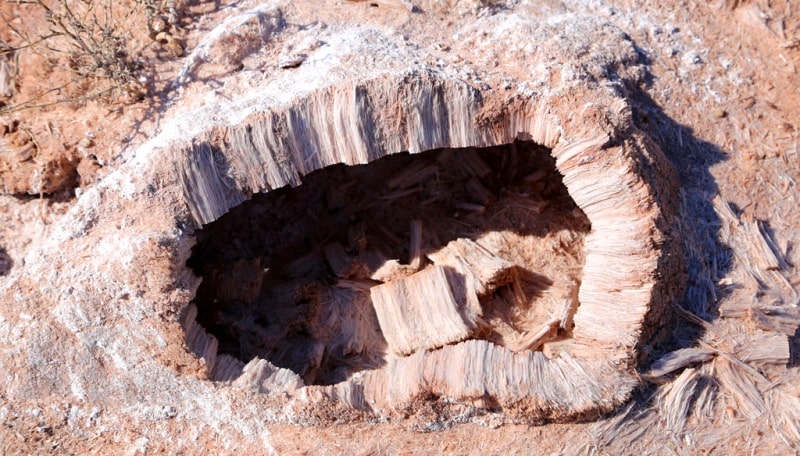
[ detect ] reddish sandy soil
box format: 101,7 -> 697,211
1,0 -> 799,454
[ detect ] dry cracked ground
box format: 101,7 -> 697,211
1,0 -> 800,454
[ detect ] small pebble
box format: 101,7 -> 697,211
682,51 -> 702,66
150,17 -> 167,34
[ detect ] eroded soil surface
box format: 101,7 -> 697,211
1,0 -> 799,454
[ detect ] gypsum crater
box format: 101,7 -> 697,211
173,70 -> 682,423
187,141 -> 589,386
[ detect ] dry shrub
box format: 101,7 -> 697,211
0,0 -> 180,113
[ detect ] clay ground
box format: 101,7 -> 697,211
1,0 -> 799,454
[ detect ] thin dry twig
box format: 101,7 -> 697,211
0,0 -> 170,114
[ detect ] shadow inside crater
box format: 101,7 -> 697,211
0,246 -> 12,276
186,140 -> 590,385
593,46 -> 735,429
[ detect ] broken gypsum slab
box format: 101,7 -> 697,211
211,354 -> 246,383
645,347 -> 716,380
427,237 -> 516,296
732,331 -> 791,366
713,356 -> 766,420
506,317 -> 560,352
744,307 -> 800,335
232,357 -> 304,395
354,339 -> 637,420
370,265 -> 479,356
656,367 -> 701,434
742,218 -> 789,271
